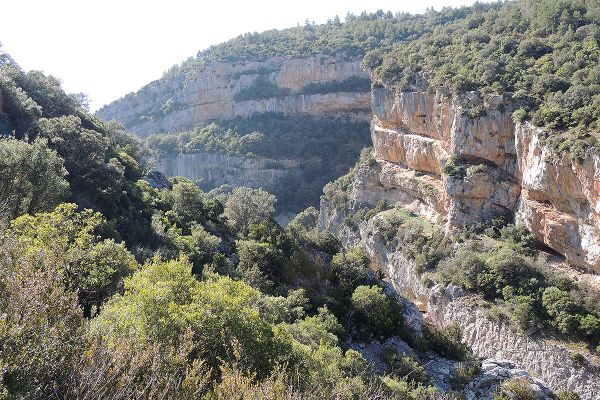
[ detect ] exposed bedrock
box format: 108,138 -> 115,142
366,86 -> 600,271
97,54 -> 372,136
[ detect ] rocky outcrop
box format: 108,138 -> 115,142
158,152 -> 301,190
363,86 -> 600,271
97,54 -> 371,136
515,123 -> 600,269
319,205 -> 600,399
465,360 -> 555,400
318,83 -> 600,399
144,170 -> 172,189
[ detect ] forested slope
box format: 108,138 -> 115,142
0,48 -> 474,399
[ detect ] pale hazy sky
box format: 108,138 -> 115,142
0,0 -> 483,111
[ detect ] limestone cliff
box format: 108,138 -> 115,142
356,86 -> 600,272
318,84 -> 600,399
97,54 -> 371,137
319,206 -> 600,399
158,152 -> 302,197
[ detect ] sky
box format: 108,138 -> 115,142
0,0 -> 483,111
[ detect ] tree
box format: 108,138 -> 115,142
37,115 -> 125,208
351,285 -> 402,338
0,138 -> 69,220
10,203 -> 137,314
0,227 -> 85,398
224,187 -> 276,235
170,178 -> 207,230
94,258 -> 291,379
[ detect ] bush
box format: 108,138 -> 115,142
557,390 -> 582,400
351,285 -> 402,339
451,361 -> 481,390
423,324 -> 470,361
443,155 -> 467,179
380,349 -> 430,385
329,246 -> 371,295
299,76 -> 371,95
494,377 -> 537,400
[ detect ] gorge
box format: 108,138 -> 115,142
90,2 -> 600,398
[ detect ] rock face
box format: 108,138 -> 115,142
318,83 -> 600,399
97,54 -> 371,137
363,86 -> 600,271
158,152 -> 301,190
319,207 -> 600,399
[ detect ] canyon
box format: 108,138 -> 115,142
98,54 -> 372,213
100,53 -> 600,398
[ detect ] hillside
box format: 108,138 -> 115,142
94,8 -> 488,216
2,0 -> 600,399
1,47 -> 472,400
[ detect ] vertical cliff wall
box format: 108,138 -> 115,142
350,86 -> 600,272
318,83 -> 600,399
96,54 -> 371,137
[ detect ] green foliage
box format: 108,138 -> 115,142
0,228 -> 85,398
451,361 -> 482,391
233,76 -> 291,101
422,323 -> 470,361
236,239 -> 284,292
299,76 -> 371,95
372,207 -> 448,273
10,203 -> 137,313
151,10 -> 439,68
288,206 -> 319,232
351,285 -> 403,339
379,376 -> 438,400
0,138 -> 69,220
373,0 -> 600,158
170,177 -> 212,230
288,307 -> 344,348
443,155 -> 467,179
95,258 -> 290,379
494,377 -> 537,400
37,115 -> 126,208
329,246 -> 371,296
557,390 -> 582,400
0,52 -> 153,250
0,45 -> 440,400
380,349 -> 430,386
322,147 -> 374,212
224,187 -> 276,235
147,114 -> 370,213
435,228 -> 600,343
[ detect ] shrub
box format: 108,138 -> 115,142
329,246 -> 371,296
351,285 -> 403,339
443,155 -> 467,179
380,349 -> 430,385
451,361 -> 481,390
233,76 -> 291,101
423,323 -> 470,361
495,377 -> 537,400
557,390 -> 582,400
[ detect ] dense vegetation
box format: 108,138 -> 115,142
371,0 -> 600,158
106,0 -> 599,162
0,49 -> 471,399
147,114 -> 371,213
325,153 -> 600,351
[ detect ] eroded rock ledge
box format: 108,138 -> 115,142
319,201 -> 600,399
97,54 -> 372,136
318,84 -> 600,398
366,86 -> 600,271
